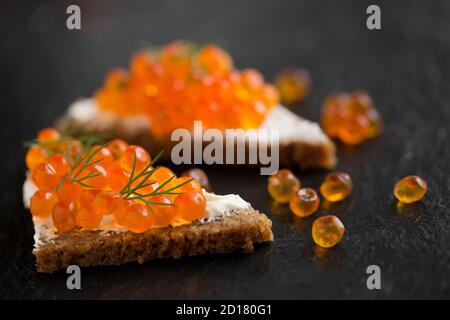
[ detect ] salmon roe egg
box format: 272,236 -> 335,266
47,154 -> 70,175
120,145 -> 151,172
52,200 -> 77,233
275,68 -> 311,105
312,215 -> 345,248
32,162 -> 61,191
30,190 -> 58,218
112,199 -> 133,226
108,139 -> 128,159
93,191 -> 122,215
106,162 -> 131,192
150,195 -> 177,227
320,172 -> 352,202
56,180 -> 83,202
26,146 -> 47,170
181,168 -> 211,191
80,189 -> 101,209
174,177 -> 202,193
267,169 -> 300,204
393,175 -> 427,204
124,203 -> 153,233
289,188 -> 320,218
174,191 -> 206,221
76,207 -> 103,229
91,145 -> 114,167
80,164 -> 108,188
37,127 -> 60,142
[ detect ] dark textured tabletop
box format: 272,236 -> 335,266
0,0 -> 449,299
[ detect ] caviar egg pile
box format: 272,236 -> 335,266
95,41 -> 279,137
26,128 -> 206,233
321,91 -> 382,145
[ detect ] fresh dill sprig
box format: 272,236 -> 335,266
120,150 -> 195,212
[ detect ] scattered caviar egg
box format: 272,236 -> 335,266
26,146 -> 47,170
393,175 -> 427,204
47,154 -> 70,175
120,145 -> 151,172
267,169 -> 300,204
56,180 -> 83,202
174,191 -> 206,221
275,68 -> 311,105
320,172 -> 352,202
106,162 -> 131,191
150,195 -> 177,227
76,207 -> 103,229
52,200 -> 77,233
30,190 -> 58,218
93,191 -> 122,215
108,139 -> 128,159
289,188 -> 320,218
174,177 -> 202,193
312,215 -> 345,248
37,127 -> 60,142
125,203 -> 153,233
181,168 -> 211,191
321,91 -> 382,145
32,162 -> 61,191
112,199 -> 132,226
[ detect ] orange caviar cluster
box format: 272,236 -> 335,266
321,91 -> 382,145
95,41 -> 279,137
26,128 -> 206,233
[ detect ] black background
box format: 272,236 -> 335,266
0,0 -> 449,299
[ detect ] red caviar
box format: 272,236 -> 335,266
95,41 -> 279,136
26,129 -> 207,234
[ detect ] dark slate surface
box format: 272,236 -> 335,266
0,0 -> 449,299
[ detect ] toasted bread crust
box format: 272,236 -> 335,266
34,209 -> 273,273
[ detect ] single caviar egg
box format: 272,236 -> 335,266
76,207 -> 103,229
150,195 -> 177,227
47,154 -> 70,175
393,175 -> 427,203
125,203 -> 153,233
312,215 -> 345,248
120,145 -> 151,172
52,200 -> 77,233
174,177 -> 202,193
79,189 -> 100,209
275,68 -> 311,105
112,199 -> 133,226
93,191 -> 122,215
289,188 -> 320,217
32,162 -> 61,191
106,162 -> 131,192
174,191 -> 206,221
26,146 -> 47,170
320,172 -> 352,202
30,190 -> 58,218
56,180 -> 83,202
181,168 -> 211,191
268,169 -> 300,203
91,145 -> 114,167
108,139 -> 128,159
37,127 -> 60,142
79,164 -> 108,188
